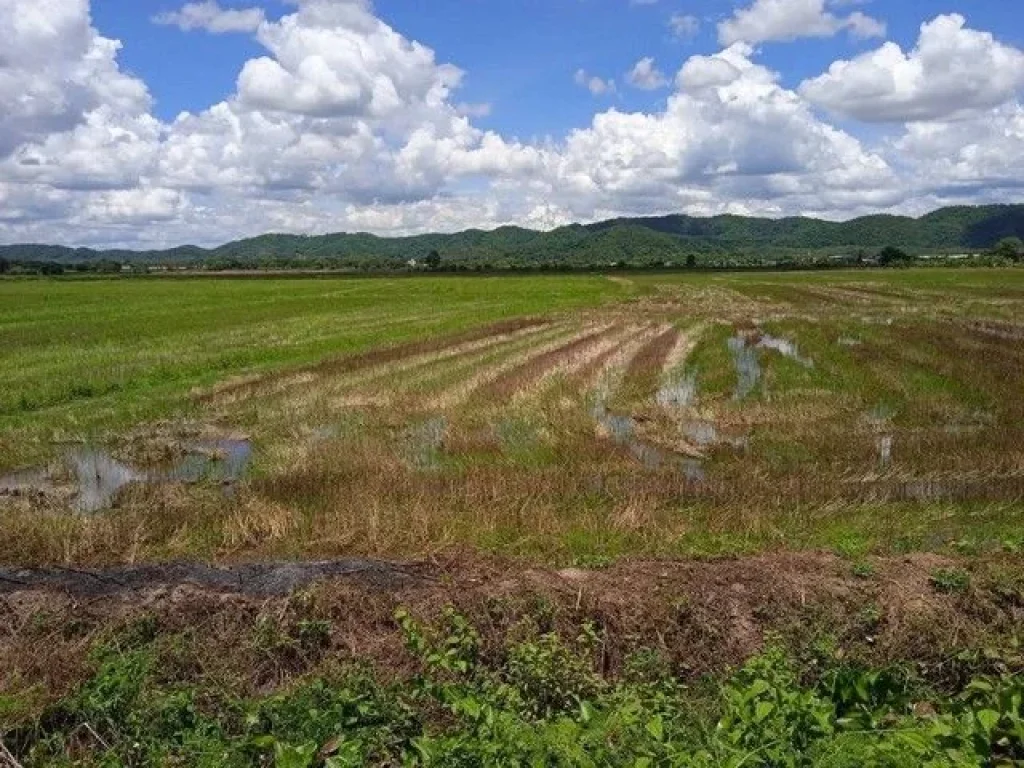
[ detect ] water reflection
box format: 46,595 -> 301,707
0,439 -> 254,513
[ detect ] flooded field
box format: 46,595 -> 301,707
1,270 -> 1023,565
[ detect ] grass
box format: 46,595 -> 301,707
1,268 -> 1024,567
4,265 -> 1024,764
0,275 -> 628,468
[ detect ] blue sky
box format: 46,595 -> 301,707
91,0 -> 1023,140
1,0 -> 1022,247
87,1 -> 1009,137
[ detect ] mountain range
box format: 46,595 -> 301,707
2,204 -> 1022,269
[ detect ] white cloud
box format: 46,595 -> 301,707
574,69 -> 616,96
152,1 -> 265,34
235,3 -> 464,120
0,0 -> 151,159
0,0 -> 1020,249
718,0 -> 885,45
81,188 -> 187,223
545,44 -> 897,222
890,102 -> 1024,193
800,14 -> 1024,123
669,13 -> 700,41
626,58 -> 668,90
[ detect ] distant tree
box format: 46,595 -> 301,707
94,259 -> 122,273
686,253 -> 697,269
993,236 -> 1023,261
424,250 -> 442,270
877,246 -> 911,266
0,257 -> 9,274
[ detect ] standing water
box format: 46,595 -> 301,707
68,447 -> 143,513
728,336 -> 762,400
0,439 -> 254,513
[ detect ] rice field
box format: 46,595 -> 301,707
1,269 -> 1023,566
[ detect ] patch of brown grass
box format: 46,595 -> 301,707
613,325 -> 678,407
476,325 -> 625,402
199,316 -> 552,406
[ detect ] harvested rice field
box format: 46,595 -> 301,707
1,269 -> 1022,566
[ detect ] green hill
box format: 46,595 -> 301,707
2,204 -> 1021,270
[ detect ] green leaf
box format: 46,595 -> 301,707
462,697 -> 482,720
579,700 -> 596,724
645,715 -> 664,741
746,680 -> 771,699
754,701 -> 775,723
274,741 -> 318,768
976,709 -> 1001,733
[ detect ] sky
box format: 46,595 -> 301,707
1,0 -> 1022,249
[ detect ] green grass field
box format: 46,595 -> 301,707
0,275 -> 627,468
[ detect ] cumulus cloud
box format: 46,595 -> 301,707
718,0 -> 885,45
574,69 -> 616,96
152,1 -> 265,34
0,0 -> 1021,249
890,103 -> 1024,193
456,102 -> 492,118
800,14 -> 1024,123
626,58 -> 668,90
0,0 -> 151,159
545,44 -> 897,222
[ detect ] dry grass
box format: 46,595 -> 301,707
2,271 -> 1024,568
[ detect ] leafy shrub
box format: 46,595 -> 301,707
11,611 -> 1023,767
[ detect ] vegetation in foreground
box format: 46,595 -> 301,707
2,597 -> 1021,767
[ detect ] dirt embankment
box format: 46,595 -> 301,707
2,551 -> 1021,713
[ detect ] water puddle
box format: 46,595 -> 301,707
0,467 -> 55,498
728,336 -> 761,400
656,371 -> 697,408
728,331 -> 814,400
864,405 -> 895,470
591,399 -> 704,480
404,416 -> 447,470
877,435 -> 893,468
757,334 -> 815,368
680,458 -> 706,483
655,368 -> 745,455
69,447 -> 144,513
0,439 -> 254,513
162,439 -> 253,484
682,420 -> 718,447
